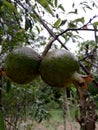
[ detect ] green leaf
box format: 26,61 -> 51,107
54,0 -> 58,7
60,19 -> 67,26
37,0 -> 53,16
58,4 -> 65,11
3,0 -> 18,14
36,25 -> 40,34
0,111 -> 6,130
68,17 -> 85,28
54,18 -> 61,28
30,13 -> 39,22
92,2 -> 98,8
68,9 -> 78,14
93,22 -> 98,29
68,22 -> 76,28
25,18 -> 32,31
80,2 -> 92,10
73,17 -> 85,24
85,5 -> 92,10
72,2 -> 75,8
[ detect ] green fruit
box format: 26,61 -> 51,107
40,49 -> 80,87
4,47 -> 41,84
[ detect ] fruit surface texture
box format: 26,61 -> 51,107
4,47 -> 41,84
40,49 -> 80,87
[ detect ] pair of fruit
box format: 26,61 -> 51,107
3,47 -> 81,87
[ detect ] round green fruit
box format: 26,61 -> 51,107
40,49 -> 80,87
4,47 -> 41,84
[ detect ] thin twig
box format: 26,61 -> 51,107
42,38 -> 56,57
57,15 -> 98,37
57,28 -> 98,37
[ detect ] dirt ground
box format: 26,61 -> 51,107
33,123 -> 79,130
32,121 -> 98,130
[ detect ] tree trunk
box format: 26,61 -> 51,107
62,89 -> 67,130
75,83 -> 98,130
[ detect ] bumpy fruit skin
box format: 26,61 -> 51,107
40,49 -> 80,87
4,47 -> 41,84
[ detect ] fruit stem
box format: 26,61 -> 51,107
72,72 -> 85,84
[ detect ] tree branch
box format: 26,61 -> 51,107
57,28 -> 98,38
57,15 -> 98,37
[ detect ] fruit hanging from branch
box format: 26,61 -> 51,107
3,47 -> 42,84
40,49 -> 89,87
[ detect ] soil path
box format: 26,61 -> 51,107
33,121 -> 98,130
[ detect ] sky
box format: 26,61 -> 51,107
58,0 -> 98,52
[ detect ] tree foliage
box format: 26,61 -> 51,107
0,0 -> 98,54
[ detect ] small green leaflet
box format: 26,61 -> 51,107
0,111 -> 6,130
93,22 -> 98,29
58,4 -> 65,11
68,9 -> 78,14
3,0 -> 18,14
54,0 -> 58,7
37,0 -> 54,16
36,26 -> 40,34
54,18 -> 62,28
72,17 -> 85,24
25,18 -> 32,31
